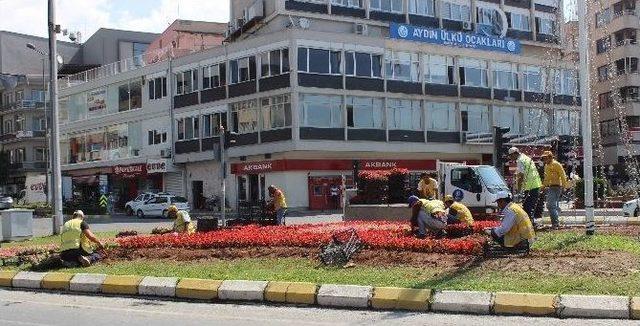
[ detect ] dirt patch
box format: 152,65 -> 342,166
103,246 -> 639,277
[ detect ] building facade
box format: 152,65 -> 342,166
591,0 -> 639,175
59,0 -> 581,211
0,29 -> 159,196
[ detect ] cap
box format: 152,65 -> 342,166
443,195 -> 454,203
73,210 -> 85,218
541,150 -> 553,158
493,191 -> 512,202
508,147 -> 520,155
168,205 -> 178,213
407,195 -> 420,208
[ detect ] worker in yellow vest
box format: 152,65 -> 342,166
508,147 -> 542,228
168,205 -> 195,234
59,210 -> 104,267
443,195 -> 474,227
268,185 -> 288,225
484,191 -> 535,249
408,195 -> 447,239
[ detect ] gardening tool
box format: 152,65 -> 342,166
319,228 -> 363,267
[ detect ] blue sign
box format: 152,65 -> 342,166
452,189 -> 464,201
389,23 -> 522,55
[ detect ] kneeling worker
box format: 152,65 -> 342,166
408,196 -> 447,238
60,210 -> 104,267
443,195 -> 474,227
168,205 -> 195,234
484,191 -> 535,249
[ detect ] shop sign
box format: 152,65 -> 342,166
362,161 -> 398,169
87,88 -> 107,112
147,159 -> 168,174
16,131 -> 33,138
390,22 -> 521,55
113,164 -> 146,178
241,162 -> 273,173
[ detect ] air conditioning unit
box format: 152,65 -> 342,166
462,21 -> 473,31
160,149 -> 172,158
354,23 -> 368,35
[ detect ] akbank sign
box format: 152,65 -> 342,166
390,22 -> 521,55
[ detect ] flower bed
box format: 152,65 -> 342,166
117,221 -> 499,255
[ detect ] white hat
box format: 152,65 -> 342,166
494,191 -> 512,202
508,147 -> 520,155
73,210 -> 85,218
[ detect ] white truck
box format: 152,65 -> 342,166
437,162 -> 510,215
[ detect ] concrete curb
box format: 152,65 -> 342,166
0,272 -> 637,320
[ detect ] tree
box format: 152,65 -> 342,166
0,150 -> 9,186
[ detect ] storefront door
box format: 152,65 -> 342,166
237,174 -> 266,205
308,176 -> 342,211
192,181 -> 204,209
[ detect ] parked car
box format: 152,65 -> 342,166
125,193 -> 158,216
0,194 -> 13,210
622,198 -> 640,217
135,195 -> 190,218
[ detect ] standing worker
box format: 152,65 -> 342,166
443,195 -> 474,227
417,172 -> 438,199
484,191 -> 535,249
268,185 -> 288,225
541,151 -> 568,229
508,147 -> 542,227
59,210 -> 105,267
407,195 -> 447,238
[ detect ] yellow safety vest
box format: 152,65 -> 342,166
274,190 -> 287,210
60,218 -> 93,253
450,202 -> 474,226
518,154 -> 542,191
174,211 -> 196,234
504,203 -> 535,247
419,199 -> 445,215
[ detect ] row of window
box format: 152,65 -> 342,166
597,57 -> 639,82
299,0 -> 557,35
595,0 -> 636,28
1,90 -> 46,107
600,116 -> 640,138
297,93 -> 580,135
5,147 -> 47,164
598,86 -> 640,110
596,28 -> 637,54
1,115 -> 46,135
62,122 -> 143,164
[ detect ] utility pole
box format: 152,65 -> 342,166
219,126 -> 226,227
577,0 -> 595,235
48,0 -> 63,234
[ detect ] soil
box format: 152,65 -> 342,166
104,245 -> 640,278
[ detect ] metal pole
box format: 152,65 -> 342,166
42,58 -> 52,206
577,0 -> 595,235
219,126 -> 226,227
48,0 -> 63,234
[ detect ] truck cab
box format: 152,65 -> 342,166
438,162 -> 510,214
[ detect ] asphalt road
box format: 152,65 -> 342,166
0,289 -> 635,326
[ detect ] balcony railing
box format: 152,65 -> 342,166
0,100 -> 46,112
8,161 -> 47,171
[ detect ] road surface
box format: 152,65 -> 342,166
0,289 -> 634,326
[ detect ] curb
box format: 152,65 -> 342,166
0,271 -> 636,320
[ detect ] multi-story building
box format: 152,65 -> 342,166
0,28 -> 159,196
59,0 -> 581,212
591,0 -> 639,174
145,20 -> 227,61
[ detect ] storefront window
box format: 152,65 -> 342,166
231,99 -> 259,134
461,103 -> 489,134
86,132 -> 105,161
69,133 -> 87,163
261,94 -> 292,130
493,106 -> 521,135
299,94 -> 343,128
459,58 -> 488,88
523,108 -> 549,136
346,96 -> 384,129
427,102 -> 457,131
387,99 -> 422,130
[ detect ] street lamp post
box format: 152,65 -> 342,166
48,0 -> 63,234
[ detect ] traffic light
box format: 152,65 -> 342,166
352,160 -> 360,187
493,127 -> 510,173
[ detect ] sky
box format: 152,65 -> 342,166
0,0 -> 575,41
0,0 -> 230,40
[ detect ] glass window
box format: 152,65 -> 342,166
262,94 -> 292,130
230,57 -> 255,84
554,110 -> 570,135
176,116 -> 199,140
424,55 -> 455,84
175,69 -> 198,95
331,0 -> 362,8
441,1 -> 471,22
408,0 -> 434,16
203,63 -> 226,89
386,51 -> 420,82
309,49 -> 330,74
34,147 -> 47,162
345,52 -> 382,78
427,102 -> 457,131
300,48 -> 341,74
536,16 -> 556,35
523,108 -> 549,136
493,106 -> 521,135
299,94 -> 343,128
346,96 -> 384,128
202,112 -> 227,137
554,69 -> 579,96
387,99 -> 422,130
459,58 -> 488,87
298,48 -> 308,72
118,82 -> 130,112
231,99 -> 259,134
493,62 -> 519,90
370,0 -> 403,13
15,115 -> 25,131
509,12 -> 531,31
523,65 -> 544,92
129,80 -> 141,110
461,103 -> 489,134
259,49 -> 289,78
